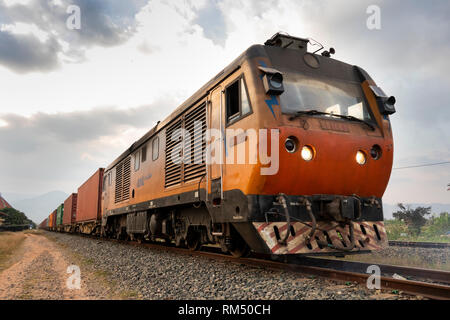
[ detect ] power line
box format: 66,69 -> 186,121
393,161 -> 450,170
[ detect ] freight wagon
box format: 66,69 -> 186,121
63,193 -> 77,232
38,218 -> 47,229
56,203 -> 64,232
48,210 -> 56,231
75,168 -> 104,234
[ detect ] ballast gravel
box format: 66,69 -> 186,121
331,245 -> 450,271
46,232 -> 420,300
374,246 -> 449,268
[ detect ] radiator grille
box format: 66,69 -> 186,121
183,103 -> 206,182
115,156 -> 131,203
165,118 -> 182,187
165,103 -> 206,188
122,157 -> 131,201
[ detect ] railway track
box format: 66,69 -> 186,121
389,240 -> 450,249
59,232 -> 450,300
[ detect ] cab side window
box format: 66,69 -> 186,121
141,145 -> 147,163
226,77 -> 252,124
134,150 -> 140,171
152,137 -> 159,161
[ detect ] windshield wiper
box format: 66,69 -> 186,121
289,110 -> 375,131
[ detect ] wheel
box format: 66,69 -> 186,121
186,230 -> 201,251
228,241 -> 250,258
227,226 -> 250,258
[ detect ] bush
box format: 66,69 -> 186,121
384,219 -> 409,240
0,207 -> 35,228
422,212 -> 449,238
386,211 -> 450,242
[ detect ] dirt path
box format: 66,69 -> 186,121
0,233 -> 107,300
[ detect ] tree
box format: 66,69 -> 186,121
424,212 -> 449,237
393,203 -> 431,236
0,207 -> 35,228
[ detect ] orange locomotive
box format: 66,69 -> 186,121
100,33 -> 396,257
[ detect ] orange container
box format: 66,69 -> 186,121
48,210 -> 56,228
76,169 -> 104,222
52,210 -> 57,227
63,193 -> 77,225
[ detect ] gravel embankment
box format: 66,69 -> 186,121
45,232 -> 420,300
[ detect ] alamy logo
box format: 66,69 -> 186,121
366,264 -> 381,289
66,5 -> 81,30
168,125 -> 280,175
66,265 -> 81,290
366,5 -> 381,30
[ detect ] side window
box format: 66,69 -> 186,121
108,172 -> 111,186
241,78 -> 251,116
134,150 -> 140,171
226,76 -> 252,124
141,145 -> 147,163
152,136 -> 159,161
226,80 -> 240,122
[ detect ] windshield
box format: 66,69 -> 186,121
280,74 -> 372,122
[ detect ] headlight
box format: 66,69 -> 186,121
301,146 -> 314,161
285,137 -> 298,153
370,145 -> 382,160
356,150 -> 367,165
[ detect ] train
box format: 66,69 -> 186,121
40,33 -> 396,257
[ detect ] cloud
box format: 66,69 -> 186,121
0,30 -> 60,73
0,100 -> 174,193
193,0 -> 227,46
0,0 -> 148,73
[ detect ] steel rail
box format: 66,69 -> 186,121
389,240 -> 450,249
288,256 -> 450,285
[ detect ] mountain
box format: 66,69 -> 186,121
383,203 -> 450,220
8,191 -> 69,224
1,192 -> 39,203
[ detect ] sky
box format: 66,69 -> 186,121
0,0 -> 449,205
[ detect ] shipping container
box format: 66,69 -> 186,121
48,211 -> 55,228
63,193 -> 77,225
56,203 -> 64,226
51,209 -> 57,228
76,168 -> 104,222
39,218 -> 47,229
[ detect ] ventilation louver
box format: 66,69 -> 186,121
165,103 -> 206,188
115,156 -> 131,203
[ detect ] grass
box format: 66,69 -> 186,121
0,231 -> 26,271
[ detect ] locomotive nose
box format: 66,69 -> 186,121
260,126 -> 393,199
